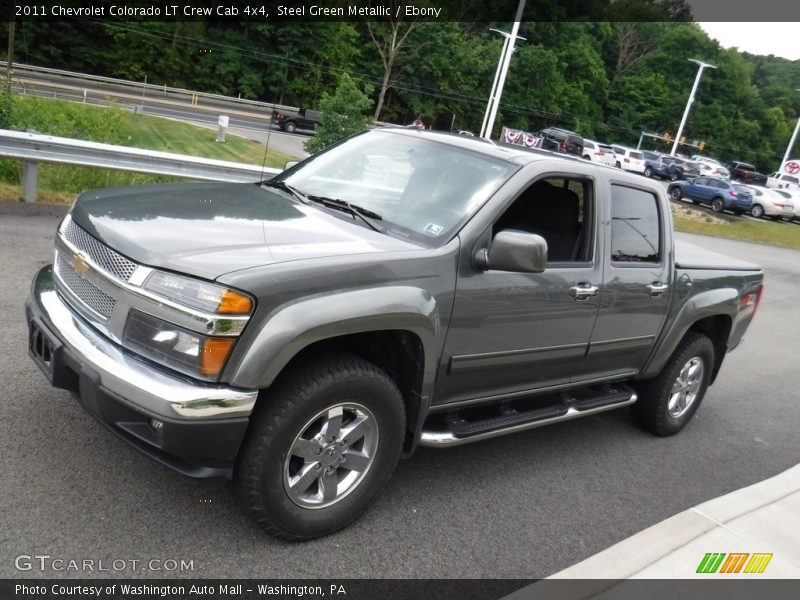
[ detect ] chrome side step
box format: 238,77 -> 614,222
418,387 -> 637,448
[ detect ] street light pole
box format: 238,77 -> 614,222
480,0 -> 526,140
780,89 -> 800,168
671,59 -> 716,156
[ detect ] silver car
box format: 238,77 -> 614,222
745,185 -> 795,220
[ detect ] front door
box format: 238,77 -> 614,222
435,172 -> 602,408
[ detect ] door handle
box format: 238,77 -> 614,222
646,282 -> 669,297
569,283 -> 599,301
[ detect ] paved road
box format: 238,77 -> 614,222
1,201 -> 798,579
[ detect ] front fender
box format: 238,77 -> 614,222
640,286 -> 738,380
228,286 -> 441,395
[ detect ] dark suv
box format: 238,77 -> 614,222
539,127 -> 584,156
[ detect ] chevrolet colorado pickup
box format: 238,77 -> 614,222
27,129 -> 764,540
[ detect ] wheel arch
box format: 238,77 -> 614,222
640,289 -> 736,384
228,286 -> 442,452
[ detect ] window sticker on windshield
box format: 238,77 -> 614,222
423,223 -> 444,236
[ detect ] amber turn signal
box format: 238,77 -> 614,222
217,289 -> 254,314
200,338 -> 236,377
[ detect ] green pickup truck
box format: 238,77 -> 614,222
27,128 -> 763,540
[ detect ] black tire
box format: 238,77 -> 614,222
732,210 -> 743,216
692,200 -> 701,205
235,353 -> 406,540
769,215 -> 782,222
631,331 -> 714,437
751,204 -> 765,219
616,161 -> 621,169
711,197 -> 724,213
669,172 -> 678,182
583,154 -> 591,161
644,166 -> 653,177
284,121 -> 297,133
668,186 -> 682,201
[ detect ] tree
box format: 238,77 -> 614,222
304,74 -> 374,154
365,17 -> 426,120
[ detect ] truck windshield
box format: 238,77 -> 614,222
271,131 -> 516,245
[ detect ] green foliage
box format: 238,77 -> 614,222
0,95 -> 290,197
2,17 -> 799,171
0,82 -> 13,129
304,74 -> 374,154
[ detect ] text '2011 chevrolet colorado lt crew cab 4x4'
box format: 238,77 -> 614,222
27,128 -> 764,540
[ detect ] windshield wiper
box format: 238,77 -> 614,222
306,195 -> 384,233
260,180 -> 310,204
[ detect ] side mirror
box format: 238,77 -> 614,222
474,230 -> 548,273
283,160 -> 299,171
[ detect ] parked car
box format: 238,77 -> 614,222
582,139 -> 615,167
691,155 -> 730,179
744,186 -> 795,220
26,128 -> 763,540
668,176 -> 753,214
665,157 -> 702,180
728,161 -> 768,185
766,172 -> 800,191
611,146 -> 646,174
783,189 -> 800,222
539,127 -> 584,156
643,153 -> 673,179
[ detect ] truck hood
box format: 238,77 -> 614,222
70,182 -> 419,281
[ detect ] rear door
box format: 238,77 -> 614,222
581,181 -> 671,380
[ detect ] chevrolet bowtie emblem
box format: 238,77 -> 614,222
69,252 -> 90,277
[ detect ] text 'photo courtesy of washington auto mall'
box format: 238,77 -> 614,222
2,0 -> 800,598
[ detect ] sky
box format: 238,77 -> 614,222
697,23 -> 800,61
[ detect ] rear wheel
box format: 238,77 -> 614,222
669,172 -> 678,182
284,121 -> 297,133
751,204 -> 765,218
711,197 -> 725,213
644,166 -> 653,177
235,354 -> 406,540
631,332 -> 714,436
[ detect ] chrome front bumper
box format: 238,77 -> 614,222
28,265 -> 257,420
27,265 -> 258,478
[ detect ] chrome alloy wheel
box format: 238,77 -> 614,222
667,357 -> 705,419
283,403 -> 378,509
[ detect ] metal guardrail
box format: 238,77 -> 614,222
0,61 -> 297,114
0,129 -> 281,202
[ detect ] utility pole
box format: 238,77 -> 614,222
480,0 -> 526,140
671,59 -> 716,156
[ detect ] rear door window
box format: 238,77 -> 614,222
610,185 -> 661,264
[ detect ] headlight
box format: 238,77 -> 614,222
123,310 -> 235,380
143,271 -> 253,315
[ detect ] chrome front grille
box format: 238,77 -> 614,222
55,253 -> 117,319
61,218 -> 138,282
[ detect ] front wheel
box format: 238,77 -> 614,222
669,186 -> 682,201
235,354 -> 406,540
711,197 -> 725,213
631,331 -> 714,436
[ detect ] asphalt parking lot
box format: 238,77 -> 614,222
1,200 -> 798,579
